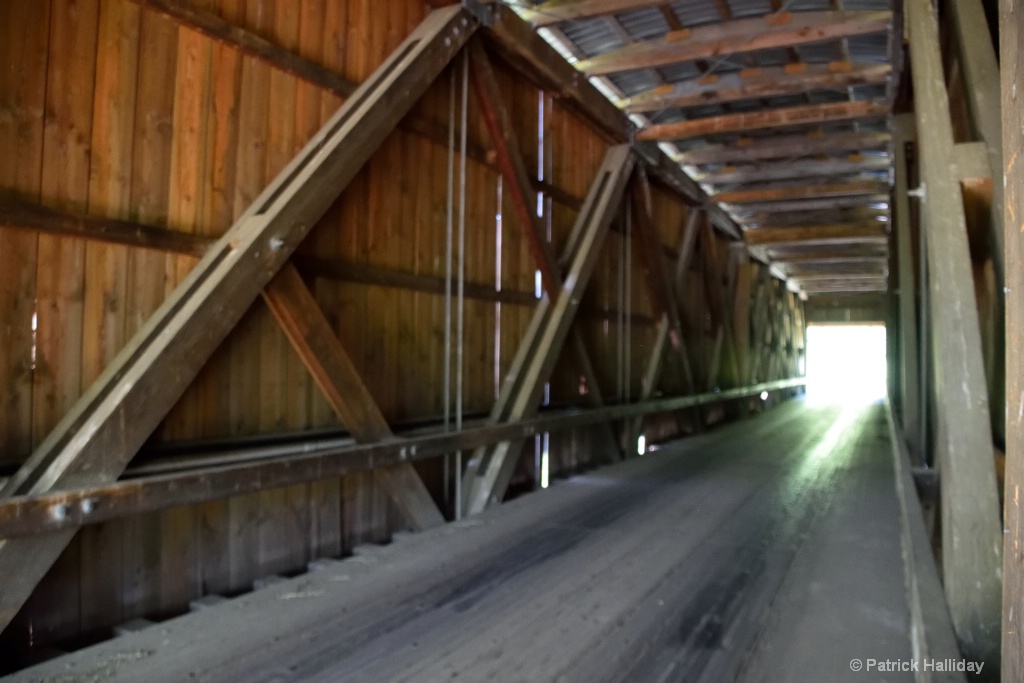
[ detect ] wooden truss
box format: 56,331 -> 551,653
0,5 -> 476,635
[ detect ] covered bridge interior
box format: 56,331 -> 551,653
0,0 -> 1020,680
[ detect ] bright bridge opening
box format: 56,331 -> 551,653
805,324 -> 887,404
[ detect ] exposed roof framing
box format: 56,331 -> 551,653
678,131 -> 891,166
575,12 -> 892,75
638,100 -> 888,140
693,156 -> 890,185
513,0 -> 899,295
626,62 -> 891,113
713,180 -> 888,204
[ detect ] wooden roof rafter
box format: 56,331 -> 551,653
743,222 -> 889,247
714,180 -> 889,205
575,11 -> 892,75
638,99 -> 889,140
625,62 -> 891,113
677,131 -> 892,166
693,155 -> 891,186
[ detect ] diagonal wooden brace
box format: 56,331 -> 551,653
0,6 -> 475,635
461,144 -> 636,516
262,264 -> 443,530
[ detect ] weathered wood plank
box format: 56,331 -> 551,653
744,223 -> 888,247
626,63 -> 891,113
907,0 -> 1001,666
679,130 -> 891,166
0,0 -> 49,469
728,193 -> 890,215
577,11 -> 892,75
694,156 -> 890,186
0,7 -> 475,635
715,181 -> 888,205
1001,0 -> 1024,678
637,100 -> 888,141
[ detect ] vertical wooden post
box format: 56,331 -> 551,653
950,0 -> 1005,447
1000,0 -> 1024,678
893,114 -> 921,460
907,0 -> 1002,667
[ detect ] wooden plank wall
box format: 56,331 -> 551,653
0,0 -> 798,664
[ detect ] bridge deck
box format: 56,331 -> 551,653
8,401 -> 917,682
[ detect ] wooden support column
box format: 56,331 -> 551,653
261,264 -> 443,530
0,7 -> 476,635
893,115 -> 921,460
1000,0 -> 1024,678
461,145 -> 636,516
950,0 -> 1006,447
907,0 -> 1001,666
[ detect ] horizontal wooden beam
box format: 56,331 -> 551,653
521,0 -> 673,26
695,156 -> 890,186
679,131 -> 891,166
715,180 -> 888,204
802,282 -> 887,292
729,193 -> 890,215
744,206 -> 889,228
791,271 -> 888,281
638,100 -> 889,141
577,11 -> 892,75
777,254 -> 888,266
0,378 -> 806,538
0,194 -> 209,255
744,223 -> 889,246
627,62 -> 891,113
128,0 -> 355,94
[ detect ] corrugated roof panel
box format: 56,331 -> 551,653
726,0 -> 775,19
658,62 -> 704,81
686,103 -> 727,119
850,83 -> 888,100
744,48 -> 793,67
558,18 -> 623,58
782,0 -> 832,10
670,0 -> 725,28
764,95 -> 809,108
650,109 -> 687,124
616,8 -> 670,41
806,90 -> 850,104
794,42 -> 845,64
847,34 -> 891,62
844,0 -> 893,10
607,70 -> 663,97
